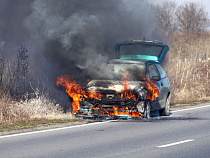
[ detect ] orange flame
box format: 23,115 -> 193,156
112,107 -> 141,117
143,78 -> 160,101
56,75 -> 159,118
56,75 -> 85,114
85,90 -> 103,100
121,72 -> 136,100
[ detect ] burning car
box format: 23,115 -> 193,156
57,40 -> 170,119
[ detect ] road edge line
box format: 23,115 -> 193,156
157,139 -> 195,148
0,121 -> 111,139
171,104 -> 210,113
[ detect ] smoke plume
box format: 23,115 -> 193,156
25,0 -> 157,82
0,0 -> 160,106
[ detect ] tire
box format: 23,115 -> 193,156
160,96 -> 170,116
143,101 -> 151,119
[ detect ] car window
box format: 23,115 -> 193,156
148,64 -> 159,80
119,43 -> 164,57
155,64 -> 167,79
98,63 -> 146,81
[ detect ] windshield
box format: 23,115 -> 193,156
99,63 -> 146,81
118,43 -> 164,61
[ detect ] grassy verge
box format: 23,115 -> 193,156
171,100 -> 210,107
0,118 -> 92,135
170,100 -> 210,112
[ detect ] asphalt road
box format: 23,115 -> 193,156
1,104 -> 210,158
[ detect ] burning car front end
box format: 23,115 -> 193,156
78,80 -> 148,119
57,59 -> 161,119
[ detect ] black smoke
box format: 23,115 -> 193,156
25,0 -> 158,82
0,0 -> 160,106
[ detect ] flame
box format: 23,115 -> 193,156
143,78 -> 160,101
56,75 -> 159,118
85,90 -> 103,100
56,75 -> 85,114
113,107 -> 141,117
98,107 -> 142,117
56,75 -> 103,114
121,71 -> 136,100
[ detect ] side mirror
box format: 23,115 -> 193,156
151,76 -> 160,81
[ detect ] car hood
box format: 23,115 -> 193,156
115,40 -> 169,64
86,80 -> 146,93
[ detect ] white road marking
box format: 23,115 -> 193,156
0,121 -> 111,139
157,139 -> 195,148
172,104 -> 210,113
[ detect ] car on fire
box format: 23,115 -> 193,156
78,40 -> 170,119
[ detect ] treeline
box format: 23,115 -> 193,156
153,1 -> 210,103
0,44 -> 70,124
153,1 -> 209,37
0,44 -> 30,97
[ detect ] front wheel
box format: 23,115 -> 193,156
143,101 -> 151,119
160,96 -> 170,116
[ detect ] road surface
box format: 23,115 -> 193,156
1,104 -> 210,158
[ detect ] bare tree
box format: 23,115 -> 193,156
0,42 -> 5,85
153,1 -> 177,37
14,45 -> 29,96
175,2 -> 209,32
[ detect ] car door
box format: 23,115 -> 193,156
155,64 -> 170,107
147,63 -> 164,110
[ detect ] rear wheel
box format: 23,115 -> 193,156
160,96 -> 170,116
143,101 -> 151,119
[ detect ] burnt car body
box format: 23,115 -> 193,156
78,40 -> 170,119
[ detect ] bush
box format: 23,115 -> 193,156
0,89 -> 73,125
165,32 -> 210,104
0,92 -> 29,124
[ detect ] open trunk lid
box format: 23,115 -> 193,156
115,40 -> 169,64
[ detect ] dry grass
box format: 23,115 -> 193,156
0,89 -> 73,125
165,33 -> 210,104
0,92 -> 29,124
